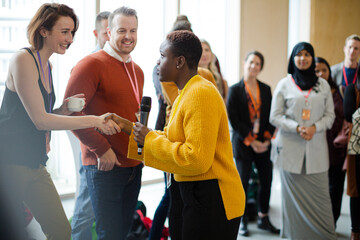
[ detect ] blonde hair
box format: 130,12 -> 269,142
345,34 -> 360,45
200,40 -> 223,96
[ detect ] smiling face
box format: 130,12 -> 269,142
315,62 -> 330,81
108,14 -> 137,60
243,54 -> 262,78
42,16 -> 74,54
294,49 -> 313,70
157,40 -> 178,83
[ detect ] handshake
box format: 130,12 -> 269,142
98,113 -> 151,146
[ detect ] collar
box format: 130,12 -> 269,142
103,41 -> 132,63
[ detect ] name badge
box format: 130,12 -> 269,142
302,109 -> 311,121
135,110 -> 140,122
253,118 -> 260,134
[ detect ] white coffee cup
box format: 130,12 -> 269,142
67,97 -> 85,112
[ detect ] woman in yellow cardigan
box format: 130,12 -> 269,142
109,30 -> 245,240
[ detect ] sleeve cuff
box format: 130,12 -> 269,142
243,132 -> 257,146
263,130 -> 272,140
127,125 -> 144,162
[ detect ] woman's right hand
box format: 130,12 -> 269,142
298,125 -> 316,141
95,116 -> 121,135
103,113 -> 133,135
250,140 -> 268,153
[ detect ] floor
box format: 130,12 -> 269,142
27,167 -> 352,239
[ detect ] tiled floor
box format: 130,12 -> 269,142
27,167 -> 352,239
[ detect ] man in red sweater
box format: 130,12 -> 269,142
64,6 -> 144,240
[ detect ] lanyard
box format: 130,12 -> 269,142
343,65 -> 358,86
37,51 -> 52,113
168,76 -> 195,126
291,76 -> 312,103
123,59 -> 140,106
244,80 -> 261,116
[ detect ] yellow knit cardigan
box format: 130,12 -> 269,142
129,75 -> 245,220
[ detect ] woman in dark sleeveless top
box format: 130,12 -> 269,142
0,3 -> 119,239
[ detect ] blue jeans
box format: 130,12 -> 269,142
85,164 -> 142,240
148,172 -> 170,240
71,158 -> 95,240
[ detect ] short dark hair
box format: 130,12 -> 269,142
245,50 -> 264,70
166,30 -> 202,70
108,6 -> 137,30
27,3 -> 79,50
95,11 -> 110,31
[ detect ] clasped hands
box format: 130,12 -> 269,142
296,125 -> 316,141
100,113 -> 151,146
250,139 -> 270,153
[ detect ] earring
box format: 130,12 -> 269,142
176,65 -> 179,69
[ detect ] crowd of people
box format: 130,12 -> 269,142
0,2 -> 359,240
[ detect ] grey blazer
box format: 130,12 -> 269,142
270,75 -> 335,174
331,62 -> 343,86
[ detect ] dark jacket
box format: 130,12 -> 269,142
227,79 -> 275,159
326,87 -> 346,166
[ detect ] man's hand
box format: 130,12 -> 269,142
97,148 -> 121,171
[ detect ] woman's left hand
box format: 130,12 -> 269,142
55,93 -> 85,115
133,122 -> 151,146
299,125 -> 316,140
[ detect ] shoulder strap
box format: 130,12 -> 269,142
23,47 -> 41,78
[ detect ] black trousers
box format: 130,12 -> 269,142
328,163 -> 346,225
169,176 -> 183,240
235,149 -> 273,214
169,178 -> 240,240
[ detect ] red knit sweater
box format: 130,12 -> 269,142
64,50 -> 144,167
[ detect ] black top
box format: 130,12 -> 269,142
0,48 -> 55,168
226,79 -> 275,159
344,83 -> 359,123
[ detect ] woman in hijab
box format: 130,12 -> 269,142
270,42 -> 337,239
343,62 -> 360,240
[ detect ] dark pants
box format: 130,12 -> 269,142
169,175 -> 183,240
85,164 -> 142,240
350,158 -> 360,233
149,173 -> 170,240
328,163 -> 346,225
236,149 -> 273,214
170,178 -> 240,240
